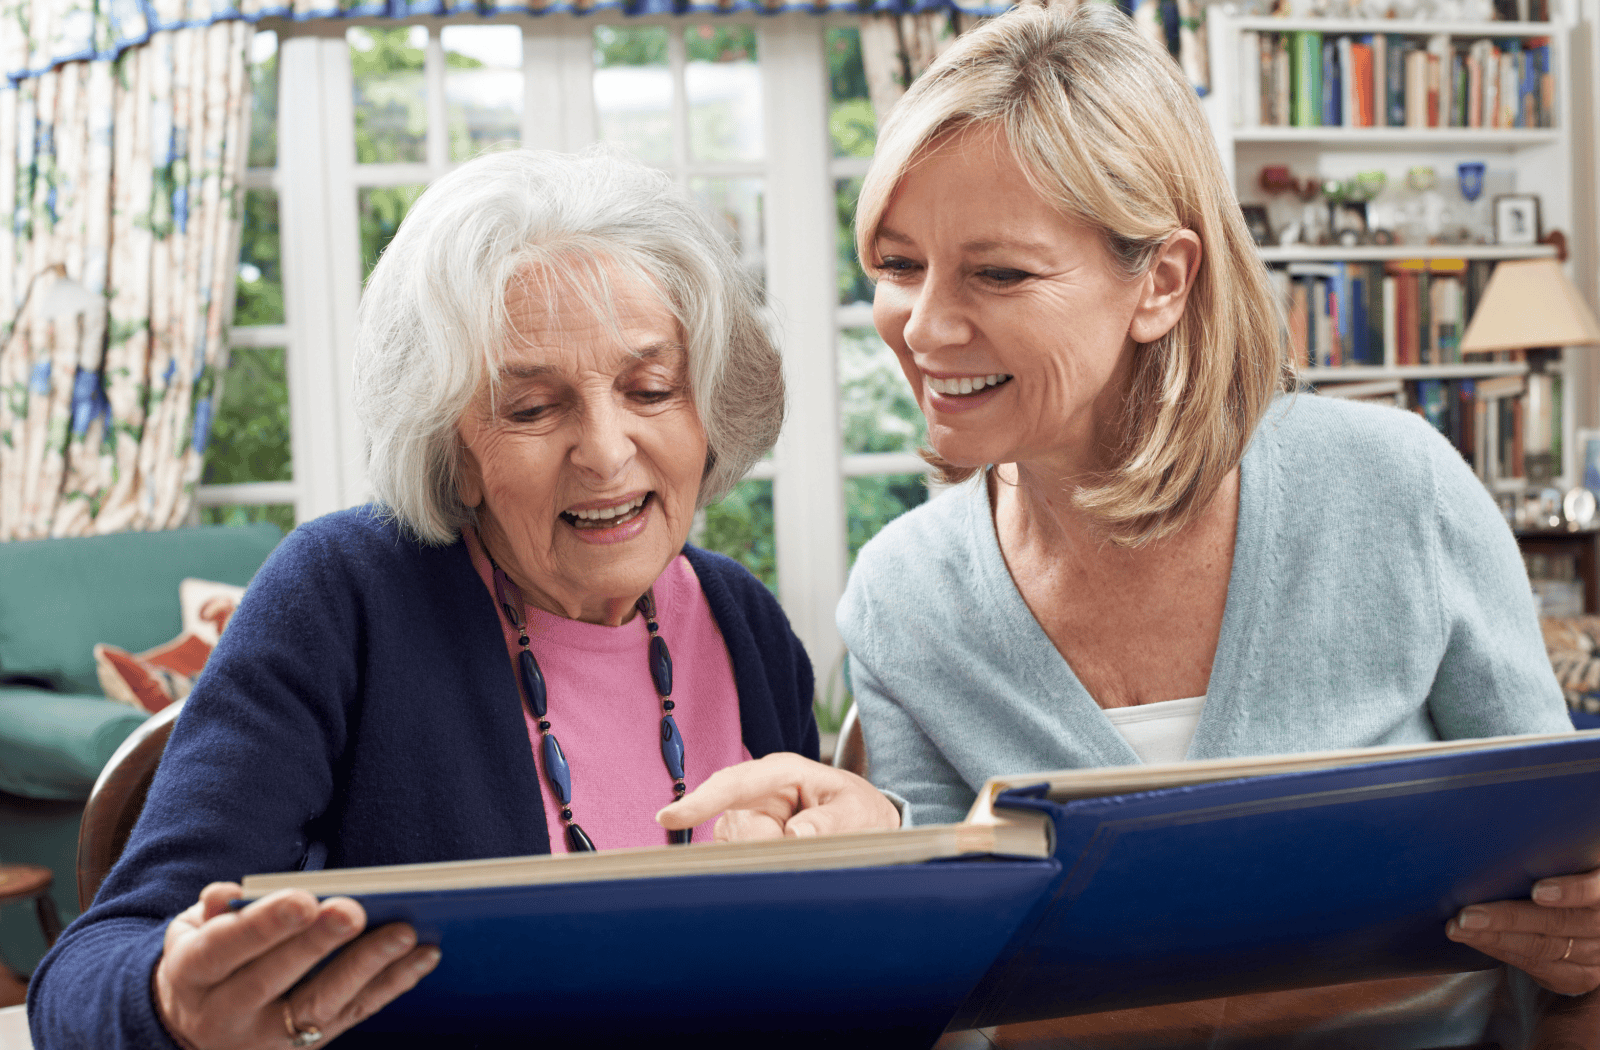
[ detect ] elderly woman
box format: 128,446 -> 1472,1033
27,148 -> 886,1049
688,4 -> 1600,1047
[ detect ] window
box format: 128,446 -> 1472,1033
210,15 -> 931,697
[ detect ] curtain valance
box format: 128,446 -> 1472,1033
5,0 -> 1008,85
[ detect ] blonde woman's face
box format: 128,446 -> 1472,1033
456,267 -> 707,627
869,125 -> 1147,477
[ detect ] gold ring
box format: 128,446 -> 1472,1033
283,1002 -> 323,1047
1560,937 -> 1575,962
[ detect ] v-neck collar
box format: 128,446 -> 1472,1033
967,409 -> 1276,766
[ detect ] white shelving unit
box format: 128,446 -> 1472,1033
1205,9 -> 1580,485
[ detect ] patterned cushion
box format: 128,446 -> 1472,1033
93,579 -> 245,713
1541,616 -> 1600,714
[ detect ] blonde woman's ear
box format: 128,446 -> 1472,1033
1129,230 -> 1202,345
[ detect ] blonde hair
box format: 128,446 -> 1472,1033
355,147 -> 783,545
856,2 -> 1291,547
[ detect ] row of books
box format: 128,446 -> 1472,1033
1273,258 -> 1500,368
1316,371 -> 1560,484
1237,31 -> 1556,129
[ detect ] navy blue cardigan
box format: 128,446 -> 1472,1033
29,507 -> 816,1050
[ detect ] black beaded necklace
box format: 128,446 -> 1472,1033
489,559 -> 690,851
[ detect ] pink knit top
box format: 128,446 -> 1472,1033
463,528 -> 749,851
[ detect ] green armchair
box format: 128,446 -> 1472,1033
0,522 -> 281,973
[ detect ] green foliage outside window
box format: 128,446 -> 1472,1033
699,479 -> 777,596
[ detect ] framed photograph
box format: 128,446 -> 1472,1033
1240,205 -> 1272,247
1494,193 -> 1541,246
1331,201 -> 1368,246
1578,428 -> 1600,494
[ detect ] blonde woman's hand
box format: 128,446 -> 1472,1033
1446,866 -> 1600,996
153,882 -> 440,1050
656,752 -> 902,842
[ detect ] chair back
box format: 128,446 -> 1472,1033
832,702 -> 867,777
76,699 -> 185,911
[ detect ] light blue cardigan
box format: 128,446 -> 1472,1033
840,393 -> 1571,829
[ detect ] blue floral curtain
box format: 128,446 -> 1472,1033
2,6 -> 251,538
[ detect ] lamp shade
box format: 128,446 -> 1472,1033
1459,258 -> 1600,353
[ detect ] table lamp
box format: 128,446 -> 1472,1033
1460,258 -> 1600,487
1460,257 -> 1600,366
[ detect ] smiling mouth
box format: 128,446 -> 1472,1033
560,493 -> 652,530
926,374 -> 1013,397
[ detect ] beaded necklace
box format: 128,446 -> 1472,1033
489,559 -> 690,851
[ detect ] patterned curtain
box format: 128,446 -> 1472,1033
858,8 -> 980,123
1,10 -> 252,539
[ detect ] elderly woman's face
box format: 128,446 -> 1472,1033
870,125 -> 1148,475
456,267 -> 707,626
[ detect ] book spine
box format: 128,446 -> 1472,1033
1429,34 -> 1451,129
1387,36 -> 1407,126
1240,30 -> 1260,127
1418,269 -> 1432,365
1373,34 -> 1387,129
1467,43 -> 1482,128
1276,34 -> 1292,127
1322,38 -> 1339,126
1382,275 -> 1397,368
1352,39 -> 1374,126
1405,48 -> 1427,127
1340,36 -> 1356,128
1289,278 -> 1310,367
1293,32 -> 1323,127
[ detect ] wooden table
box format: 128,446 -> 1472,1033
0,865 -> 59,1009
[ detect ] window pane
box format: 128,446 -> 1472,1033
686,25 -> 762,164
846,474 -> 928,565
359,185 -> 426,279
350,26 -> 427,164
203,347 -> 291,485
826,27 -> 875,159
443,25 -> 522,162
594,26 -> 671,167
836,177 -> 870,307
839,326 -> 924,455
699,478 -> 776,596
248,31 -> 277,168
690,176 -> 764,295
200,504 -> 296,535
235,189 -> 282,326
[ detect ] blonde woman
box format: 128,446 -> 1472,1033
682,3 -> 1600,1046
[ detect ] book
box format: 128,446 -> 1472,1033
1350,39 -> 1374,127
1292,31 -> 1323,127
240,731 -> 1600,1039
952,730 -> 1600,1027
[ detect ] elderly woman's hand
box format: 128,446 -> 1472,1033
153,882 -> 440,1049
656,752 -> 901,842
1446,866 -> 1600,995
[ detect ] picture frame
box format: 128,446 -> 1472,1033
1494,193 -> 1541,246
1330,201 -> 1368,246
1578,428 -> 1600,494
1240,205 -> 1272,247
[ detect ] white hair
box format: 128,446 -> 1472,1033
354,147 -> 784,545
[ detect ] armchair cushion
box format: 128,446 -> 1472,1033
0,689 -> 149,801
0,523 -> 280,695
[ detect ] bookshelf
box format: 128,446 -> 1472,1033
1204,8 -> 1579,490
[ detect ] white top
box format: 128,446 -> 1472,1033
1101,695 -> 1207,765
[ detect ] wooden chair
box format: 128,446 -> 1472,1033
75,699 -> 185,912
831,702 -> 867,777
